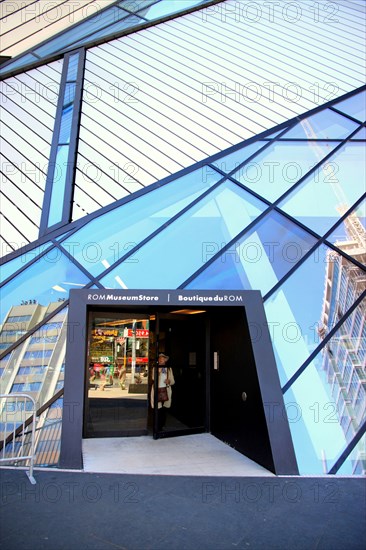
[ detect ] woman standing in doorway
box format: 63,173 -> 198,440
151,353 -> 175,431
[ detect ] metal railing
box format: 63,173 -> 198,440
0,393 -> 37,484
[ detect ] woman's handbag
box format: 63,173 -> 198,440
157,386 -> 169,403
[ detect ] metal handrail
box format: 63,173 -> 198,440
0,393 -> 37,484
0,388 -> 64,452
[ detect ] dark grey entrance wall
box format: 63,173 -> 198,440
60,289 -> 298,475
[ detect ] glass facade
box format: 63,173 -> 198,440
0,0 -> 365,475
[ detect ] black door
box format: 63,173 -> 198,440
210,306 -> 275,472
151,311 -> 209,439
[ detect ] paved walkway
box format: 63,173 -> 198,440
82,434 -> 274,476
1,466 -> 365,550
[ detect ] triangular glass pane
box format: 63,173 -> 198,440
332,90 -> 366,123
99,181 -> 267,289
283,297 -> 366,475
278,142 -> 366,235
335,435 -> 365,475
326,200 -> 366,262
1,242 -> 53,284
211,141 -> 267,174
230,141 -> 339,203
264,245 -> 365,389
187,210 -> 317,296
0,252 -> 89,327
0,307 -> 67,392
64,166 -> 223,277
265,127 -> 288,139
282,109 -> 359,139
350,126 -> 366,140
141,0 -> 206,19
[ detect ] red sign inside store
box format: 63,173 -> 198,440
126,329 -> 149,338
127,357 -> 149,363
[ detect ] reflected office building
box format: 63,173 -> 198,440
318,214 -> 366,474
0,0 -> 365,476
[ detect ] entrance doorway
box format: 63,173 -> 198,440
84,309 -> 208,439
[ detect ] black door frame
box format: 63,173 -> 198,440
152,311 -> 210,439
60,289 -> 298,475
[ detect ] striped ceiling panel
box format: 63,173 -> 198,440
0,0 -> 115,58
76,0 -> 366,218
0,59 -> 63,256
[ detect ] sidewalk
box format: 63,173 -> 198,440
0,466 -> 365,550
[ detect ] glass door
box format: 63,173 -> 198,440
84,311 -> 150,437
152,310 -> 209,439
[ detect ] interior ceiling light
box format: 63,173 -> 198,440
169,309 -> 206,315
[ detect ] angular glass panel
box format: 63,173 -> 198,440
282,109 -> 359,139
335,435 -> 365,475
63,83 -> 76,107
265,127 -> 288,139
63,167 -> 223,277
264,246 -> 365,387
100,181 -> 267,289
48,145 -> 69,227
310,299 -> 365,434
34,8 -> 129,57
0,307 -> 67,389
66,53 -> 80,81
142,0 -> 206,19
350,127 -> 366,140
59,105 -> 74,144
0,242 -> 52,283
0,54 -> 40,77
70,16 -> 143,48
0,250 -> 89,328
332,91 -> 366,123
278,143 -> 366,235
119,0 -> 157,11
230,141 -> 339,203
326,200 -> 366,262
212,141 -> 267,174
283,365 -> 350,475
187,210 -> 316,295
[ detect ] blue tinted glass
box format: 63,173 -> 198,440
0,53 -> 40,77
335,435 -> 365,475
230,141 -> 339,203
264,246 -> 364,387
119,0 -> 157,11
64,166 -> 223,276
66,53 -> 79,81
326,200 -> 365,259
212,141 -> 267,174
187,210 -> 316,295
278,143 -> 366,235
63,83 -> 76,106
266,127 -> 288,139
0,251 -> 90,327
283,368 -> 348,475
142,0 -> 204,19
34,8 -> 129,56
70,15 -> 143,48
350,126 -> 366,139
333,91 -> 366,122
282,109 -> 359,139
0,242 -> 52,283
307,300 -> 366,434
48,145 -> 69,227
100,181 -> 267,289
58,105 -> 74,144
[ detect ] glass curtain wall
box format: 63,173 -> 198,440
1,87 -> 365,474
